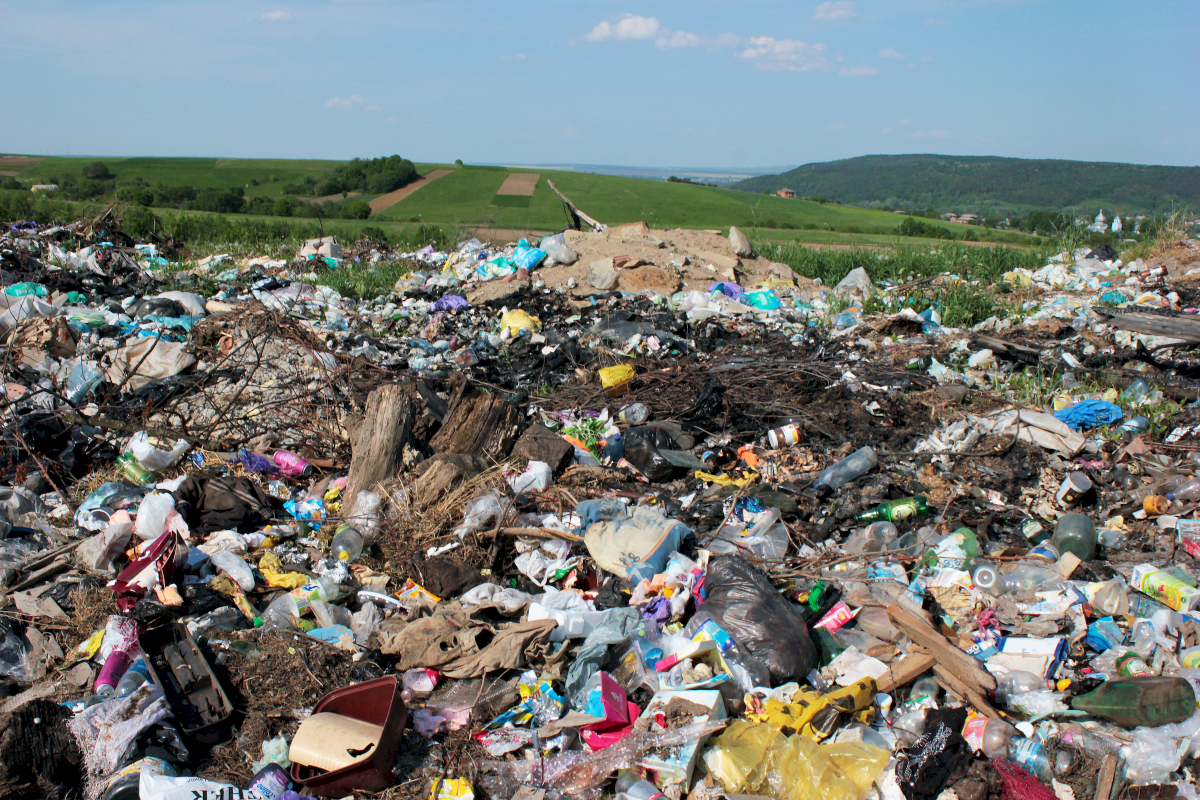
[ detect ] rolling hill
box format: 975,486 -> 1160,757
731,154 -> 1200,217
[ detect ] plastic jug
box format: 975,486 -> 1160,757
527,603 -> 611,642
1052,513 -> 1096,561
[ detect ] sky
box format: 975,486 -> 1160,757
1,0 -> 1197,169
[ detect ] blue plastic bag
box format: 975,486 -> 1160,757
741,289 -> 782,310
1054,399 -> 1123,431
512,239 -> 547,271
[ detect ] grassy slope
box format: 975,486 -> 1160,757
731,154 -> 1200,216
5,156 -> 1036,243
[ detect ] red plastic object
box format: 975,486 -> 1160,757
111,530 -> 185,612
290,676 -> 408,797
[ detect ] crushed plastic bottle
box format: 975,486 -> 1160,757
813,446 -> 878,495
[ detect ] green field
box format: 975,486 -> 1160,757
2,155 -> 1037,245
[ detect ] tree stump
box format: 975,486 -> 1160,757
345,383 -> 415,511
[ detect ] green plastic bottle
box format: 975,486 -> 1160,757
1070,677 -> 1197,727
856,496 -> 929,524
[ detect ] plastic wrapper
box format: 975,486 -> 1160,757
453,490 -> 507,539
501,719 -> 724,800
69,684 -> 170,797
0,617 -> 30,682
140,772 -> 274,800
704,719 -> 889,800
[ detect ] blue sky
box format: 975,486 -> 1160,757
2,0 -> 1196,168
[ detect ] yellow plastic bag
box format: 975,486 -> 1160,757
499,310 -> 542,336
598,364 -> 636,395
259,552 -> 310,589
749,678 -> 876,741
703,720 -> 890,800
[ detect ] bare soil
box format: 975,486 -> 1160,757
370,170 -> 453,214
494,173 -> 539,196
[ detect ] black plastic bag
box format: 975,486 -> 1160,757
622,426 -> 680,482
700,555 -> 817,685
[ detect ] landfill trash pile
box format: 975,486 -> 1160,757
2,210 -> 1200,800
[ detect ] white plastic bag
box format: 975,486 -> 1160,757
453,490 -> 507,539
141,772 -> 273,800
134,493 -> 188,540
208,550 -> 254,591
539,233 -> 578,265
509,461 -> 552,495
125,431 -> 189,472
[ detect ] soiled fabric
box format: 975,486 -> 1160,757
372,604 -> 556,678
105,337 -> 196,391
171,476 -> 274,533
895,710 -> 972,800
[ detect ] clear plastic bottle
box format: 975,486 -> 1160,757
331,524 -> 366,563
1006,564 -> 1064,594
980,720 -> 1015,759
618,403 -> 650,425
1010,737 -> 1052,781
813,447 -> 878,494
1167,477 -> 1200,503
993,670 -> 1050,706
264,576 -> 342,628
970,562 -> 1007,595
910,675 -> 939,703
114,657 -> 150,697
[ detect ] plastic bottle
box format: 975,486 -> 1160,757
857,496 -> 929,524
993,671 -> 1050,706
117,452 -> 154,484
1052,513 -> 1097,561
331,524 -> 366,563
618,403 -> 650,425
1006,564 -> 1064,594
400,668 -> 441,703
970,562 -> 1007,595
527,602 -> 613,642
1117,415 -> 1149,441
264,576 -> 343,627
765,423 -> 802,449
845,521 -> 898,555
1010,737 -> 1052,781
910,675 -> 939,703
273,450 -> 314,478
1069,676 -> 1197,727
615,778 -> 667,800
1167,477 -> 1200,503
114,657 -> 151,697
246,763 -> 292,800
1129,476 -> 1182,503
978,719 -> 1015,759
813,446 -> 878,494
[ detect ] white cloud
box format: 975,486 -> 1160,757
501,53 -> 528,62
839,66 -> 877,76
925,17 -> 947,26
900,119 -> 911,125
261,10 -> 291,22
656,30 -> 703,49
826,122 -> 847,129
910,129 -> 951,138
813,1 -> 856,21
880,47 -> 906,60
325,95 -> 366,108
586,14 -> 661,42
740,37 -> 828,71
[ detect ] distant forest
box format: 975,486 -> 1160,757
733,154 -> 1200,217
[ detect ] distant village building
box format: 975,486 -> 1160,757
957,213 -> 979,224
1087,209 -> 1108,233
30,184 -> 58,193
776,188 -> 796,199
1112,215 -> 1122,233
